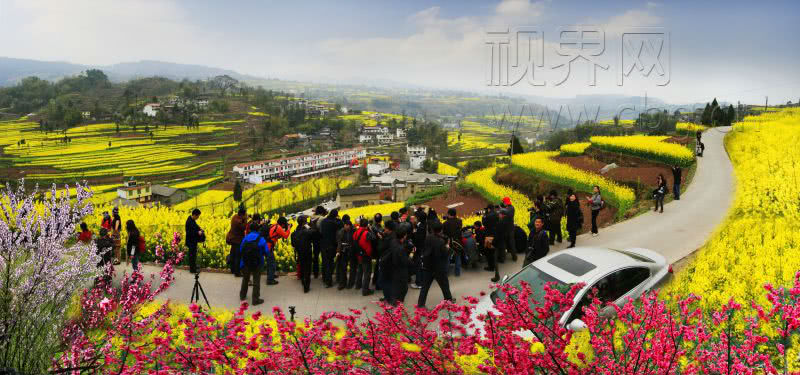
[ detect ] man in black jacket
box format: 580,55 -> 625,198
547,191 -> 564,245
319,209 -> 343,288
416,221 -> 454,308
378,220 -> 396,301
185,209 -> 204,273
482,205 -> 499,273
524,217 -> 550,267
442,208 -> 463,275
335,215 -> 355,290
291,216 -> 314,293
386,225 -> 413,305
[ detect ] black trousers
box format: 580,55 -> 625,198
298,249 -> 312,292
335,250 -> 350,287
417,269 -> 453,308
549,220 -> 562,244
591,210 -> 600,234
346,253 -> 359,288
389,276 -> 408,305
355,258 -> 372,292
239,267 -> 261,303
188,244 -> 198,273
322,245 -> 336,285
312,238 -> 322,277
506,231 -> 517,260
495,239 -> 507,262
567,228 -> 578,246
229,244 -> 240,276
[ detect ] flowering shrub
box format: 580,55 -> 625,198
0,181 -> 100,373
56,260 -> 800,374
437,161 -> 460,175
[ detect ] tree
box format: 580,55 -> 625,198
422,159 -> 438,173
508,135 -> 525,155
233,180 -> 243,202
726,104 -> 736,125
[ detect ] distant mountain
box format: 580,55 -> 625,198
0,57 -> 261,87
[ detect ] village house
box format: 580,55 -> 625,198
336,186 -> 382,210
143,103 -> 160,117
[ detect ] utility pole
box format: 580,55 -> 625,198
765,96 -> 768,111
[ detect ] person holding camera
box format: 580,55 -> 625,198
335,215 -> 355,290
370,213 -> 385,290
320,209 -> 343,288
227,206 -> 248,277
565,192 -> 583,248
384,223 -> 413,305
353,218 -> 376,296
416,221 -> 454,309
265,216 -> 291,286
547,191 -> 564,245
291,216 -> 313,293
501,197 -> 517,263
310,206 -> 327,279
185,209 -> 204,274
653,174 -> 667,213
443,208 -> 463,276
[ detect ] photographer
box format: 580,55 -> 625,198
501,197 -> 517,263
409,213 -> 426,289
335,215 -> 355,290
185,209 -> 204,274
653,174 -> 667,213
265,216 -> 292,286
353,218 -> 375,296
227,206 -> 248,277
443,208 -> 463,276
320,209 -> 343,288
291,216 -> 313,293
370,213 -> 384,291
416,221 -> 454,309
377,220 -> 397,302
385,223 -> 413,306
546,191 -> 564,245
310,206 -> 327,279
481,205 -> 499,273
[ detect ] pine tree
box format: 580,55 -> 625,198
701,103 -> 712,125
233,180 -> 243,202
726,105 -> 736,126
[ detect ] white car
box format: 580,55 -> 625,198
471,246 -> 673,336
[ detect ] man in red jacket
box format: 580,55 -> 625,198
353,218 -> 375,296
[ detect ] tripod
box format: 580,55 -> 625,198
190,272 -> 211,308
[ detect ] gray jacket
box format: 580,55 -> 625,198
590,193 -> 603,211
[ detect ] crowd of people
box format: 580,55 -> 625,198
76,166 -> 689,308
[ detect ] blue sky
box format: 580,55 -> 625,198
1,0 -> 798,104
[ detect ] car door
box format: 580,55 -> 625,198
563,267 -> 650,325
611,267 -> 651,306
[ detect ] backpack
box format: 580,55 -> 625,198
353,229 -> 369,258
242,238 -> 262,270
137,234 -> 146,254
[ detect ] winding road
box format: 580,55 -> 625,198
140,127 -> 734,319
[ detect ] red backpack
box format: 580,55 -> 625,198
137,234 -> 146,254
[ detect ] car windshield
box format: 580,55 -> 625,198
491,266 -> 569,306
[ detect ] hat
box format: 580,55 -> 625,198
502,197 -> 512,206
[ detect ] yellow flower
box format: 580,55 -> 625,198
529,341 -> 545,354
401,342 -> 422,353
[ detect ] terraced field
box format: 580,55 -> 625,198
0,119 -> 238,182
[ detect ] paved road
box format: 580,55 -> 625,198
139,128 -> 734,319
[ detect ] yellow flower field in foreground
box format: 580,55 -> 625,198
665,108 -> 800,309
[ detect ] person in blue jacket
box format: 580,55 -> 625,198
239,222 -> 270,306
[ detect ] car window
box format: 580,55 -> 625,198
566,267 -> 650,323
491,266 -> 568,308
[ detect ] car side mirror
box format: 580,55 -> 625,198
568,319 -> 587,331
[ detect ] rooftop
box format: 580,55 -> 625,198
338,186 -> 381,197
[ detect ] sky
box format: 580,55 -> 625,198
1,0 -> 798,105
